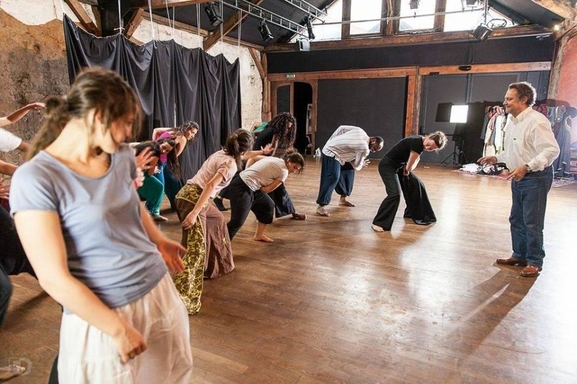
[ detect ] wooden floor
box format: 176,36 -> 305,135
3,159 -> 577,383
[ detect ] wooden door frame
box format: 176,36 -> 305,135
270,80 -> 318,151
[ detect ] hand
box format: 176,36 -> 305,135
27,102 -> 45,110
261,143 -> 273,155
181,210 -> 199,231
0,183 -> 9,200
135,147 -> 154,170
506,164 -> 528,181
112,317 -> 147,364
156,237 -> 186,274
363,159 -> 370,167
478,156 -> 497,166
133,168 -> 145,188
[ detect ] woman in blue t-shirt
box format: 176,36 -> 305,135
372,131 -> 447,232
10,68 -> 193,383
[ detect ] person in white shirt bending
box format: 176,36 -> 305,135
227,151 -> 305,243
315,125 -> 384,217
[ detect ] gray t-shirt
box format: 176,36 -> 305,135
10,144 -> 167,310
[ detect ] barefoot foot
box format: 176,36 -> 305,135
254,235 -> 274,243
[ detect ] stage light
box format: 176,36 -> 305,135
450,105 -> 469,124
465,0 -> 478,5
409,0 -> 419,9
205,2 -> 222,27
473,24 -> 493,41
258,20 -> 274,42
306,16 -> 315,40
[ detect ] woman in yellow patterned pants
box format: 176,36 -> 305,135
174,183 -> 207,314
173,129 -> 269,314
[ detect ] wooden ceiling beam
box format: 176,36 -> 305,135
419,62 -> 551,75
265,24 -> 551,52
249,48 -> 265,79
125,8 -> 144,38
131,0 -> 213,9
145,12 -> 264,50
204,10 -> 245,51
203,0 -> 263,51
530,0 -> 577,21
65,0 -> 101,35
267,67 -> 418,82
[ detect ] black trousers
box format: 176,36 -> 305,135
373,158 -> 436,230
399,171 -> 437,223
227,174 -> 275,239
0,206 -> 36,327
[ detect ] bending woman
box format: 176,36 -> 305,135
10,68 -> 192,383
215,112 -> 305,220
152,122 -> 199,210
173,129 -> 254,314
227,151 -> 305,243
372,131 -> 447,232
134,138 -> 176,222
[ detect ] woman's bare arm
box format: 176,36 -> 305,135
14,210 -> 147,363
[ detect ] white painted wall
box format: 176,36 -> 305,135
0,0 -> 263,130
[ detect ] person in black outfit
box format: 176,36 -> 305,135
372,131 -> 447,232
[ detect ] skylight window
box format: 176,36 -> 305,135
350,0 -> 383,35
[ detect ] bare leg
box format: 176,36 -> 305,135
253,222 -> 273,243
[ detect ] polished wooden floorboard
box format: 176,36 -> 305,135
3,159 -> 577,383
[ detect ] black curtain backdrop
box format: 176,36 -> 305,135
63,15 -> 241,180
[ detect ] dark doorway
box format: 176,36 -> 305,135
293,82 -> 313,154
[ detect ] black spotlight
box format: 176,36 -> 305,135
409,0 -> 419,10
306,16 -> 315,40
473,23 -> 493,41
205,2 -> 222,27
258,20 -> 274,42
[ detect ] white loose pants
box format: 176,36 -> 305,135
58,274 -> 193,383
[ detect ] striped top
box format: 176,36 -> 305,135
322,125 -> 370,170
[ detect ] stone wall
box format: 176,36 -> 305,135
0,1 -> 263,165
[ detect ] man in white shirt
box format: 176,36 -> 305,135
316,125 -> 383,217
479,82 -> 559,277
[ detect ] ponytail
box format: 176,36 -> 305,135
27,96 -> 69,159
223,129 -> 253,168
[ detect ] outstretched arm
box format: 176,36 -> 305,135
14,210 -> 147,363
181,173 -> 225,230
0,160 -> 17,176
0,102 -> 45,127
151,127 -> 171,141
242,143 -> 274,160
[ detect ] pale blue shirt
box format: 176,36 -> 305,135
10,145 -> 167,311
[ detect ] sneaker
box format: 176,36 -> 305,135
316,206 -> 330,217
152,214 -> 169,222
213,197 -> 228,211
371,224 -> 384,232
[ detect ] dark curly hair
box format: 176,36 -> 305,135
268,112 -> 297,150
